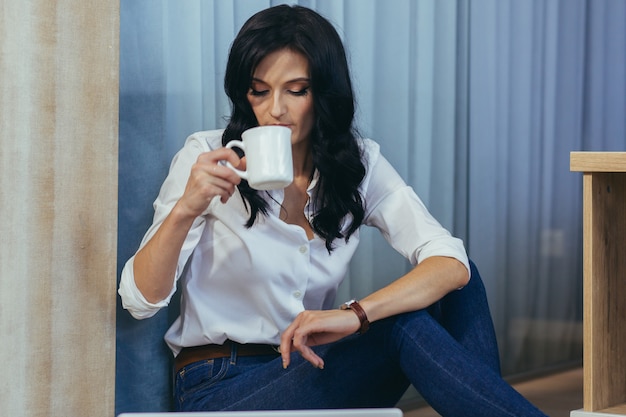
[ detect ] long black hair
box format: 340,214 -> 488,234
222,5 -> 365,252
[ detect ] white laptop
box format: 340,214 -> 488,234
118,409 -> 403,417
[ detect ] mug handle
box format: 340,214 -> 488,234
224,140 -> 248,180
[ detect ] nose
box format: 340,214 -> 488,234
269,91 -> 286,119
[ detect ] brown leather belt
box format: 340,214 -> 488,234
175,340 -> 280,373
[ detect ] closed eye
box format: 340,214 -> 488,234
249,88 -> 269,97
289,87 -> 310,96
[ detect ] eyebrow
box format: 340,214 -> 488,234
251,77 -> 311,84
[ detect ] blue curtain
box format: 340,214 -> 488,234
467,0 -> 626,374
116,0 -> 626,413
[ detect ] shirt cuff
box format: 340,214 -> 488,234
118,257 -> 176,320
415,237 -> 471,279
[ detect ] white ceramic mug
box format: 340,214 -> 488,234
224,125 -> 293,190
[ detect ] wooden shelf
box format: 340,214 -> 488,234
571,153 -> 626,416
570,152 -> 626,172
602,404 -> 626,414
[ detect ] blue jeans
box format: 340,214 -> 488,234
174,261 -> 547,417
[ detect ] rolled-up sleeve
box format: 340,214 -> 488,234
118,257 -> 174,319
361,140 -> 470,276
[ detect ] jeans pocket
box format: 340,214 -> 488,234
175,358 -> 229,410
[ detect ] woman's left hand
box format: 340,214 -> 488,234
279,309 -> 361,369
279,257 -> 469,370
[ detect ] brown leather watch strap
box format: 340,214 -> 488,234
341,299 -> 370,334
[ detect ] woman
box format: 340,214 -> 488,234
119,5 -> 547,416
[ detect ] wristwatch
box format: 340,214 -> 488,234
340,299 -> 370,334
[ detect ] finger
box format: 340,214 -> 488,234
210,164 -> 241,191
237,156 -> 247,171
291,325 -> 325,370
210,178 -> 237,204
294,343 -> 324,370
198,147 -> 242,171
280,325 -> 296,369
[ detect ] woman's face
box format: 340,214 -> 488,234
247,48 -> 315,147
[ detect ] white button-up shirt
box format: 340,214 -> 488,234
118,130 -> 469,356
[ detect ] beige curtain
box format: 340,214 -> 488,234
0,1 -> 119,416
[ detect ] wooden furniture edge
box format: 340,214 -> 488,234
570,152 -> 626,172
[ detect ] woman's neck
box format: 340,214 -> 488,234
291,143 -> 314,180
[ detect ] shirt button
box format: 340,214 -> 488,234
299,245 -> 308,254
293,290 -> 302,299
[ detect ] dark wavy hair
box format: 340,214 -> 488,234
222,5 -> 365,252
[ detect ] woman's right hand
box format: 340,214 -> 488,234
132,147 -> 244,303
177,147 -> 243,217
